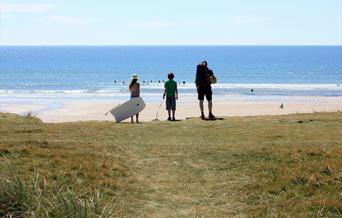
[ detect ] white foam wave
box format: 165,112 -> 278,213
140,83 -> 342,90
212,83 -> 342,90
0,83 -> 341,98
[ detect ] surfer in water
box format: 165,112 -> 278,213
129,74 -> 140,123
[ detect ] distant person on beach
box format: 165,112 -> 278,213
195,61 -> 216,120
163,72 -> 178,121
129,74 -> 140,123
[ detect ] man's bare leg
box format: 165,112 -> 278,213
208,100 -> 212,114
208,101 -> 215,119
199,100 -> 204,113
199,100 -> 205,119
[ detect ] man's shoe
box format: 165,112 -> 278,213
167,117 -> 171,121
201,113 -> 205,120
172,117 -> 176,121
209,112 -> 216,119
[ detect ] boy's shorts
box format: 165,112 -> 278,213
166,96 -> 176,110
197,86 -> 212,101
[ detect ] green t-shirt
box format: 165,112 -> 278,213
164,80 -> 177,97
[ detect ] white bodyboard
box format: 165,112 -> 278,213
110,97 -> 146,122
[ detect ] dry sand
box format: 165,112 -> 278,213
2,96 -> 340,123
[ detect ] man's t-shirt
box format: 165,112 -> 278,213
164,80 -> 177,97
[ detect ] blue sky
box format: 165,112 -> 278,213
1,0 -> 341,45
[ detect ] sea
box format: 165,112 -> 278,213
0,46 -> 341,110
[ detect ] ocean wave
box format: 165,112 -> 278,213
212,83 -> 342,90
140,83 -> 342,90
1,83 -> 341,98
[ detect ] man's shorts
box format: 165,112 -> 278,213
166,96 -> 176,110
197,86 -> 212,101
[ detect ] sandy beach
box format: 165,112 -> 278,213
1,96 -> 340,123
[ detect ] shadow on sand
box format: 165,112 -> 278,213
185,117 -> 225,121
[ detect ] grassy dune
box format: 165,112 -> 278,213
0,112 -> 341,217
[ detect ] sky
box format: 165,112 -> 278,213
1,0 -> 341,45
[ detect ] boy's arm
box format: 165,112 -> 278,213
175,86 -> 178,100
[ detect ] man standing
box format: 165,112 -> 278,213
195,61 -> 216,120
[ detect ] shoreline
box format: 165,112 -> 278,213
1,96 -> 341,123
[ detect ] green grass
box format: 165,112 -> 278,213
0,112 -> 341,217
0,162 -> 114,217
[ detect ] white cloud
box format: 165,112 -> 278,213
47,16 -> 91,25
228,16 -> 268,25
0,3 -> 57,13
132,21 -> 177,29
129,20 -> 208,30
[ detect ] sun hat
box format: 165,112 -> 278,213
131,74 -> 138,80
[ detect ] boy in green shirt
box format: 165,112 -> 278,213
163,72 -> 178,121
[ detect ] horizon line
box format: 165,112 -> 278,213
1,44 -> 341,47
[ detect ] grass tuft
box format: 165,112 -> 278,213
0,160 -> 115,218
320,166 -> 333,176
24,111 -> 36,118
